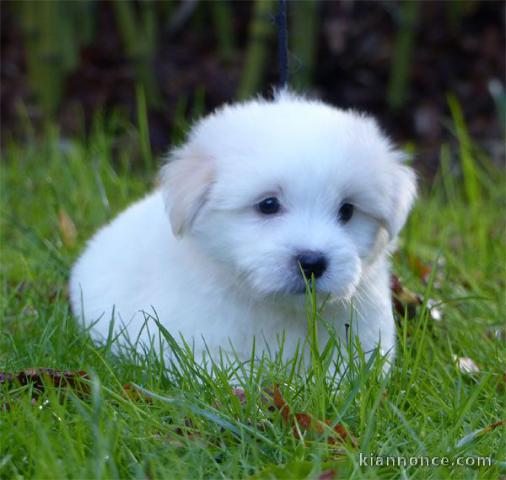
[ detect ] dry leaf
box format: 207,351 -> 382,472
0,368 -> 90,402
123,383 -> 153,404
485,327 -> 506,341
271,385 -> 358,447
408,256 -> 432,283
318,469 -> 336,480
328,421 -> 359,447
453,355 -> 480,375
231,387 -> 247,405
391,275 -> 443,323
273,384 -> 291,422
456,419 -> 506,448
391,274 -> 421,319
293,412 -> 313,437
58,208 -> 77,248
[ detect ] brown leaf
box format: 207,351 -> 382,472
391,276 -> 442,322
456,419 -> 505,448
408,256 -> 432,283
391,274 -> 422,319
123,383 -> 153,404
391,276 -> 422,305
231,387 -> 247,405
295,412 -> 312,429
331,422 -> 359,448
485,327 -> 506,341
390,274 -> 403,296
293,412 -> 313,438
318,469 -> 336,480
273,384 -> 291,422
270,385 -> 358,447
58,208 -> 77,248
0,368 -> 90,401
260,387 -> 277,412
487,419 -> 506,431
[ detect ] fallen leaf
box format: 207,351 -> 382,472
391,275 -> 443,323
391,274 -> 421,319
260,386 -> 277,412
0,368 -> 90,404
58,208 -> 77,248
123,383 -> 153,404
456,419 -> 506,448
408,256 -> 432,283
391,276 -> 421,305
318,469 -> 336,480
273,384 -> 291,422
293,412 -> 313,437
271,385 -> 358,447
231,387 -> 247,405
485,326 -> 506,341
453,355 -> 480,375
329,421 -> 359,448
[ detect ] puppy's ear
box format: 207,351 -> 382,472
160,147 -> 214,236
384,162 -> 417,239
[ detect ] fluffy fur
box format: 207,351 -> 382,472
70,92 -> 416,372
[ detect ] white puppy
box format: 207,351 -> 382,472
70,92 -> 416,373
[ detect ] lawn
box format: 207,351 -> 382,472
1,110 -> 505,479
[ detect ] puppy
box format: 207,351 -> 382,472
70,92 -> 416,373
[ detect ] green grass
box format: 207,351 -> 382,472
1,114 -> 505,479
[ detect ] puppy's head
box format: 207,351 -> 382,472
161,93 -> 416,299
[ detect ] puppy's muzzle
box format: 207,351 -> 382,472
296,251 -> 327,279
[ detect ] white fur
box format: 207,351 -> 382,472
70,93 -> 416,373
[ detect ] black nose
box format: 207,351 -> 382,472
296,251 -> 327,279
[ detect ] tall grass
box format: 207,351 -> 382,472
1,101 -> 504,478
9,0 -> 489,117
237,0 -> 275,100
387,0 -> 419,110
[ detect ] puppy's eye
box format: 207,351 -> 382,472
338,203 -> 354,223
257,197 -> 280,215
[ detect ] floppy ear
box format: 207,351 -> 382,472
160,147 -> 214,236
384,162 -> 417,239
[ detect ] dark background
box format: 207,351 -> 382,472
1,0 -> 504,179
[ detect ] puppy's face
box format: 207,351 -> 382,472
162,95 -> 416,299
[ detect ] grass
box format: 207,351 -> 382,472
1,110 -> 505,479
